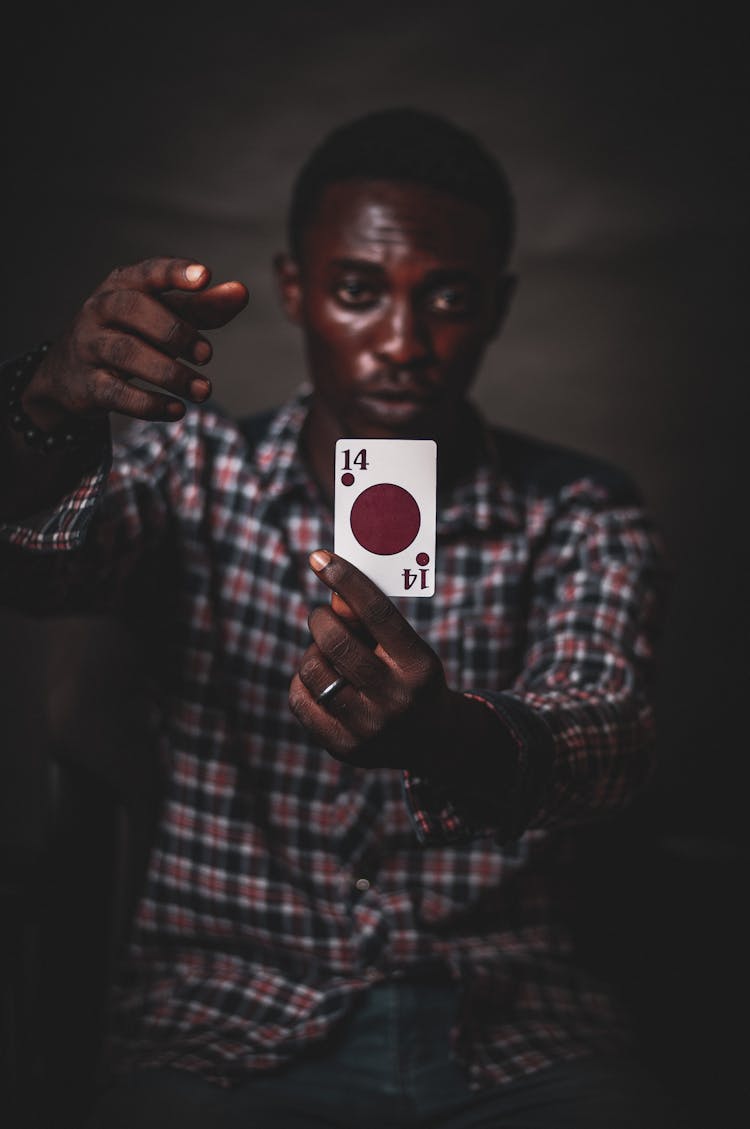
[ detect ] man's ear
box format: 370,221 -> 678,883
489,272 -> 518,339
274,253 -> 304,325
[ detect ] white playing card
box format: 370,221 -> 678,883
334,439 -> 437,598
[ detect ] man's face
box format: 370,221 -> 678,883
277,179 -> 513,441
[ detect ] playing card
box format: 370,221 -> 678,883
334,439 -> 437,597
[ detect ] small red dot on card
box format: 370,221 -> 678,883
341,472 -> 355,486
416,552 -> 430,566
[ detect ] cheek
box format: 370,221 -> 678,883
304,309 -> 375,377
435,325 -> 490,373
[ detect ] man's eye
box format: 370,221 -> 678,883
429,287 -> 471,314
335,279 -> 376,305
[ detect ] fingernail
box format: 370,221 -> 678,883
190,378 -> 211,402
193,340 -> 212,364
185,264 -> 206,282
167,400 -> 185,418
309,550 -> 332,572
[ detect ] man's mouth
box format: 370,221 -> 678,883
367,389 -> 433,403
361,377 -> 440,403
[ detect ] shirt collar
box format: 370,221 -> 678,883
249,391 -> 316,505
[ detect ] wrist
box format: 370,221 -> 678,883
3,343 -> 94,453
412,690 -> 519,816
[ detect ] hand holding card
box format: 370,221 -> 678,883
290,549 -> 513,786
334,439 -> 437,597
289,548 -> 453,769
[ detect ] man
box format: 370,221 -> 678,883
1,109 -> 673,1126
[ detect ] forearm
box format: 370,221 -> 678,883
405,501 -> 668,846
0,426 -> 99,523
413,691 -> 520,822
403,688 -> 557,846
0,348 -> 105,524
403,678 -> 656,848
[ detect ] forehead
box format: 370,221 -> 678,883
300,179 -> 498,271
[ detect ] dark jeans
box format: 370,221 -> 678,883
87,980 -> 680,1128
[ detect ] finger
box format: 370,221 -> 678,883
309,551 -> 424,664
98,257 -> 212,297
161,280 -> 250,330
73,369 -> 185,421
298,639 -> 385,742
90,330 -> 211,403
307,606 -> 389,695
90,290 -> 213,364
331,592 -> 357,621
288,672 -> 358,757
330,592 -> 377,649
297,643 -> 357,713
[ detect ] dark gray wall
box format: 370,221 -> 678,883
3,4 -> 747,840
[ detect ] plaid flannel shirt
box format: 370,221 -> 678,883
0,392 -> 667,1090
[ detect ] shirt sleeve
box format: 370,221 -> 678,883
0,418 -> 190,616
0,432 -> 113,553
403,481 -> 670,847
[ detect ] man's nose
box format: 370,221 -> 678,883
373,301 -> 432,368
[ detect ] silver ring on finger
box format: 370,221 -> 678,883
315,676 -> 348,706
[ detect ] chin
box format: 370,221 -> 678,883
352,397 -> 445,440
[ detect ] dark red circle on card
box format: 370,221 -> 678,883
349,483 -> 421,555
341,472 -> 355,486
416,552 -> 430,566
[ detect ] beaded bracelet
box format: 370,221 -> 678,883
2,342 -> 95,453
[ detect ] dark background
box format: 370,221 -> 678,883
1,3 -> 748,1122
3,2 -> 746,839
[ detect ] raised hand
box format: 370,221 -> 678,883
21,257 -> 249,430
289,549 -> 459,771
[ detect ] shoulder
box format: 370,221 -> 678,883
489,424 -> 643,508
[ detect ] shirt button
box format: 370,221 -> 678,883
354,877 -> 371,892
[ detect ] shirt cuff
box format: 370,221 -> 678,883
402,691 -> 556,847
0,423 -> 112,552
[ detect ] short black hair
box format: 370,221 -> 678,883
288,107 -> 516,266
